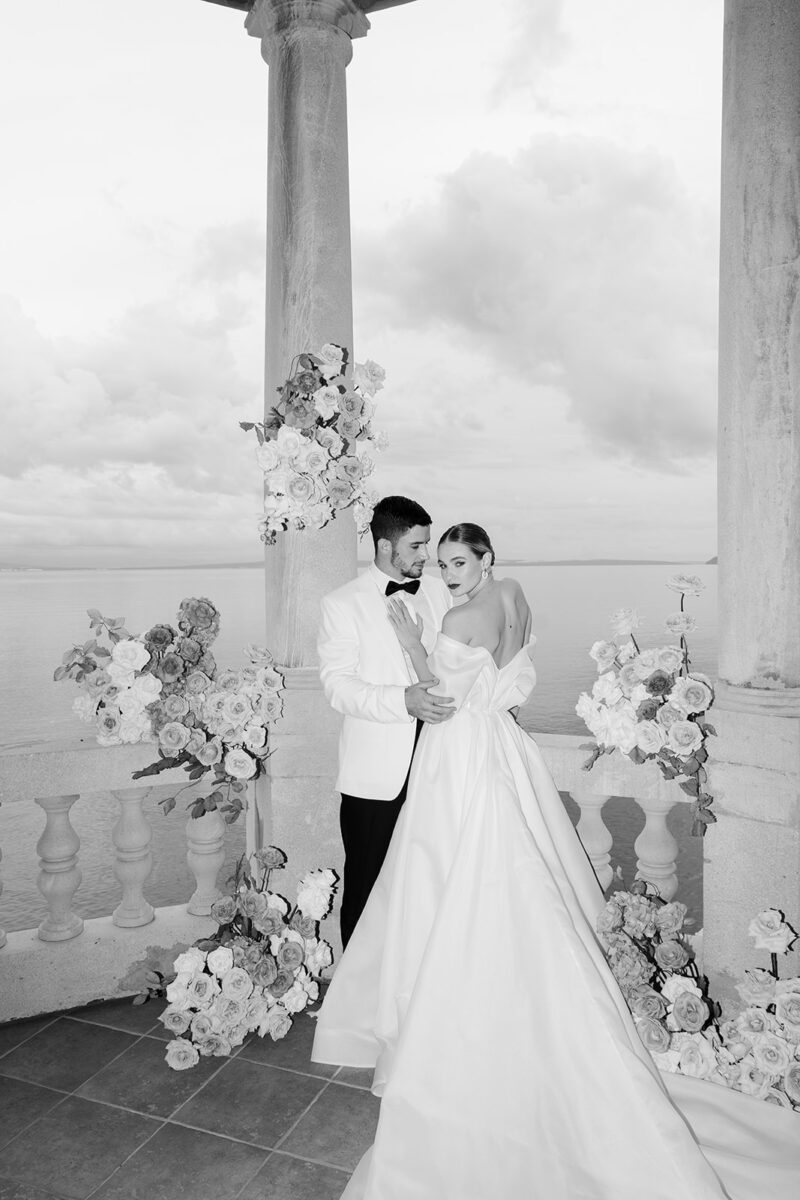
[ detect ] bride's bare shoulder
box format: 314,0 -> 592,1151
441,605 -> 475,643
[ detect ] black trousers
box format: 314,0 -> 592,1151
339,721 -> 422,949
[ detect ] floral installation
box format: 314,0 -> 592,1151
576,574 -> 716,836
599,885 -> 800,1111
240,343 -> 386,544
55,598 -> 283,823
142,847 -> 337,1069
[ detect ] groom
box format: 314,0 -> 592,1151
318,495 -> 453,947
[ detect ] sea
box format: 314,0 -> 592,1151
0,562 -> 717,933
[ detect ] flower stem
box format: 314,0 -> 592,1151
771,951 -> 779,981
630,634 -> 640,655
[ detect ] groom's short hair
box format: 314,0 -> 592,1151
370,496 -> 432,550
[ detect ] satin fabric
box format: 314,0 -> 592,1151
312,634 -> 797,1199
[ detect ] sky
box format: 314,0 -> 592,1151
0,0 -> 723,567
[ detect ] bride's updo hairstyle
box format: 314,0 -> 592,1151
438,523 -> 495,566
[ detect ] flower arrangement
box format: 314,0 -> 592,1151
241,343 -> 386,544
148,847 -> 337,1069
55,598 -> 283,822
598,887 -> 800,1110
576,574 -> 716,835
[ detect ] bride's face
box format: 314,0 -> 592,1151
437,541 -> 483,597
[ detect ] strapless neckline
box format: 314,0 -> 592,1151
436,631 -> 536,672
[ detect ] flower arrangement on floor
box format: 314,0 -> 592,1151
240,343 -> 386,544
576,573 -> 716,835
55,597 -> 283,822
598,885 -> 800,1111
143,847 -> 337,1069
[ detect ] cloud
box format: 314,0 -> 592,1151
355,134 -> 718,469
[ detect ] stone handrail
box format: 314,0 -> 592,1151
0,732 -> 690,1021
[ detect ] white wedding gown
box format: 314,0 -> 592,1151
312,634 -> 798,1200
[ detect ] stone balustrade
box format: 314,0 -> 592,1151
0,731 -> 691,1022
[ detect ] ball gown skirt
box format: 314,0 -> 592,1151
312,634 -> 800,1200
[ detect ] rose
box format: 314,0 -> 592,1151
610,608 -> 640,638
210,896 -> 237,925
735,968 -> 777,1009
353,358 -> 386,395
267,1006 -> 293,1041
238,891 -> 268,921
222,693 -> 253,726
107,662 -> 135,689
736,1007 -> 776,1039
783,1063 -> 800,1105
254,846 -> 286,871
326,478 -> 353,507
751,1033 -> 793,1078
174,947 -> 206,975
266,892 -> 290,916
593,672 -> 624,707
111,638 -> 150,671
159,721 -> 190,755
657,646 -> 684,674
281,981 -> 309,1015
185,670 -> 212,696
177,637 -> 202,666
244,724 -> 268,754
220,966 -> 254,1001
274,425 -> 303,460
260,692 -> 284,723
190,1012 -> 216,1039
748,908 -> 796,954
670,676 -> 713,715
621,895 -> 657,939
654,940 -> 690,973
617,663 -> 640,695
163,693 -> 189,720
635,1016 -> 670,1055
165,1039 -> 200,1071
256,440 -> 282,473
256,910 -> 287,937
196,1034 -> 232,1058
304,937 -> 334,976
589,640 -> 619,672
224,747 -> 257,780
311,385 -> 340,420
664,613 -> 697,637
606,710 -> 637,755
656,702 -> 685,730
661,975 -> 702,1005
315,426 -> 344,457
317,342 -> 345,378
596,899 -> 624,936
159,1007 -> 192,1035
96,707 -> 122,746
287,473 -> 317,504
677,1033 -> 717,1078
667,720 -> 703,758
206,946 -> 235,977
737,1055 -> 772,1098
73,694 -> 98,722
336,414 -> 363,443
635,721 -> 666,756
188,973 -> 220,1008
629,986 -> 667,1021
158,653 -> 185,683
764,1087 -> 793,1108
297,869 -> 337,920
278,941 -> 305,971
671,989 -> 709,1032
654,902 -> 687,938
666,574 -> 705,597
253,956 -> 279,988
196,737 -> 223,766
269,969 -> 295,998
775,991 -> 800,1041
644,670 -> 672,698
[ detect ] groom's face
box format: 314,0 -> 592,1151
391,525 -> 431,579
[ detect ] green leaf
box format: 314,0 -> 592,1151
159,796 -> 177,816
53,665 -> 68,682
702,723 -> 717,737
189,798 -> 207,819
694,746 -> 708,763
131,993 -> 149,1006
239,421 -> 255,432
87,608 -> 102,620
94,646 -> 111,659
682,756 -> 700,775
679,777 -> 700,797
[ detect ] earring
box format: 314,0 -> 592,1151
481,567 -> 488,580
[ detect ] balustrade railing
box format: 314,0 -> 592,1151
0,731 -> 693,1022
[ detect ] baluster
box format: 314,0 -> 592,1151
634,795 -> 679,901
186,807 -> 225,915
569,789 -> 613,891
111,787 -> 155,927
35,794 -> 84,941
0,842 -> 6,949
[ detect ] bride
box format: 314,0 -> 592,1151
311,523 -> 742,1199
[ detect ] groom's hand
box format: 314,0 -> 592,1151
404,680 -> 455,723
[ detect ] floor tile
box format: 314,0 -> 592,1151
235,1013 -> 336,1078
0,1019 -> 137,1093
0,1178 -> 68,1200
172,1058 -> 325,1149
91,1123 -> 267,1200
238,1153 -> 349,1200
77,1036 -> 225,1119
68,997 -> 164,1037
0,1078 -> 65,1150
0,1017 -> 58,1060
278,1082 -> 379,1172
333,1066 -> 374,1090
0,1096 -> 159,1200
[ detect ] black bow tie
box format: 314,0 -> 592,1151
385,579 -> 421,597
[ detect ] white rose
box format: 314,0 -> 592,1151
610,608 -> 640,638
275,426 -> 303,460
606,711 -> 637,755
206,946 -> 234,977
589,640 -> 618,672
118,689 -> 146,716
636,721 -> 666,755
661,976 -> 702,1005
748,909 -> 797,955
266,891 -> 290,916
665,612 -> 697,637
312,385 -> 340,420
305,937 -> 334,976
224,747 -> 257,780
665,574 -> 705,597
657,646 -> 683,674
618,663 -> 641,695
243,724 -> 268,753
593,672 -> 623,707
110,638 -> 150,672
751,1033 -> 792,1078
297,869 -> 336,920
667,720 -> 703,758
107,662 -> 136,689
317,343 -> 345,379
174,947 -> 207,975
73,694 -> 98,723
677,1032 -> 717,1079
165,970 -> 195,1009
165,1039 -> 200,1071
131,673 -> 162,702
670,676 -> 713,715
256,441 -> 281,472
282,981 -> 309,1014
220,966 -> 254,1001
353,358 -> 386,396
617,643 -> 637,665
628,683 -> 650,709
118,713 -> 152,744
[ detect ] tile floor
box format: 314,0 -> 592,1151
0,996 -> 378,1200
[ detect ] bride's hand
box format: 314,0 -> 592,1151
386,598 -> 424,651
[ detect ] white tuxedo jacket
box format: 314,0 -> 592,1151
318,563 -> 452,800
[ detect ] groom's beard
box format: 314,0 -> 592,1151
390,550 -> 425,579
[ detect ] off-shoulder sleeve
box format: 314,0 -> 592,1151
426,634 -> 490,710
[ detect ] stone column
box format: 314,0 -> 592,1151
243,0 -> 369,909
707,0 -> 800,1004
